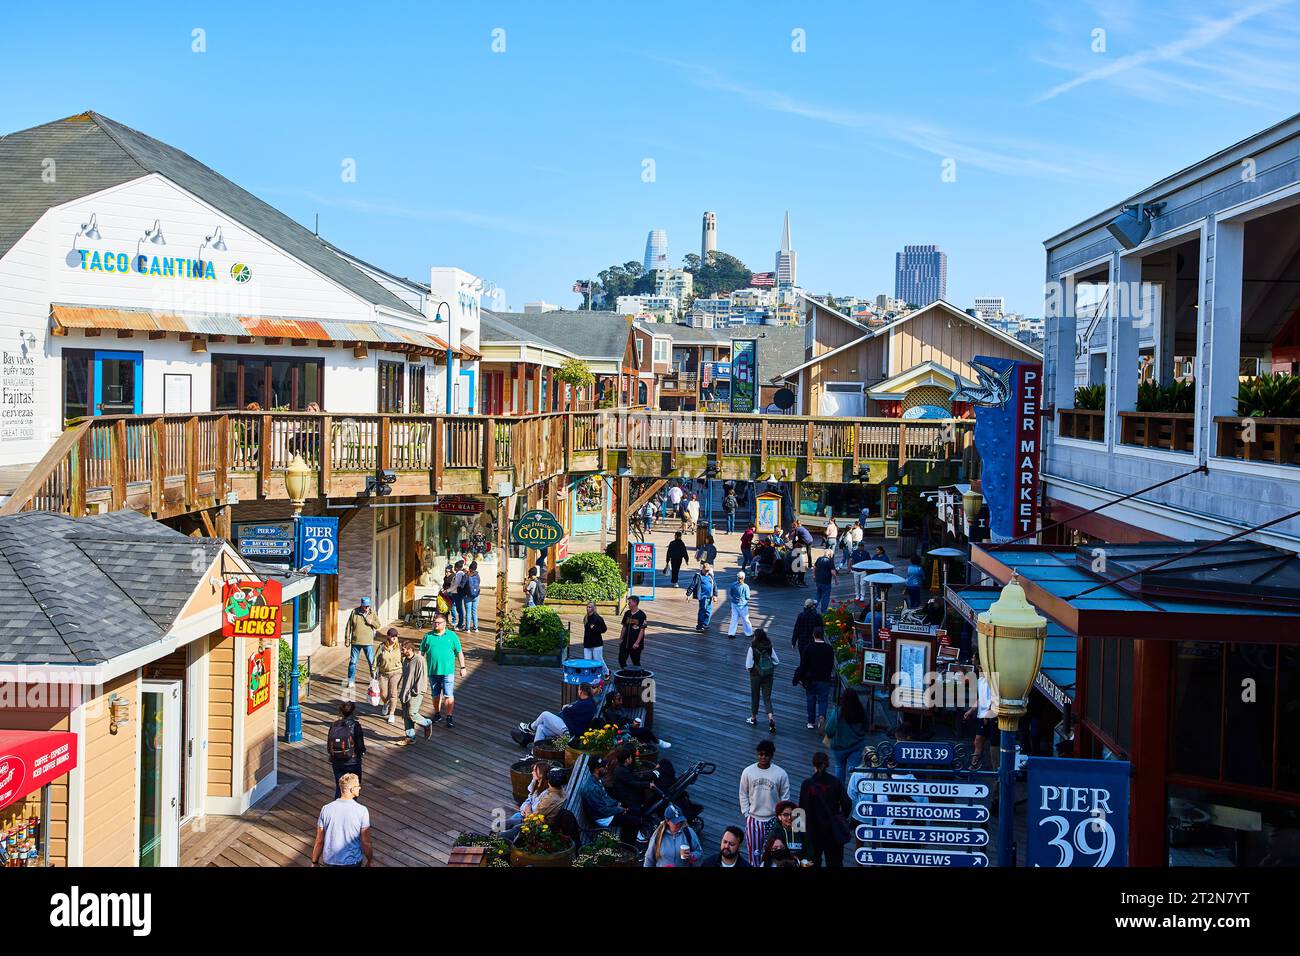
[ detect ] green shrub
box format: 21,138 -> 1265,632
1073,383 -> 1105,410
1237,373 -> 1300,418
278,638 -> 308,689
550,552 -> 624,601
502,606 -> 568,654
1136,379 -> 1194,413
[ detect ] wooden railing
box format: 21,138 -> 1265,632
0,409 -> 979,519
1058,408 -> 1105,442
1119,411 -> 1195,453
1215,416 -> 1300,466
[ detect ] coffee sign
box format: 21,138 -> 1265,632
510,509 -> 564,547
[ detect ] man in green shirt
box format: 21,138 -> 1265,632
420,613 -> 467,729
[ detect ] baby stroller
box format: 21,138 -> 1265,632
636,759 -> 715,848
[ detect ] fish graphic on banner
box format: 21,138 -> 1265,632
955,356 -> 1043,543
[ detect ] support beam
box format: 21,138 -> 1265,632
615,475 -> 630,581
628,477 -> 668,516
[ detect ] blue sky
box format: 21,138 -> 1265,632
4,0 -> 1300,314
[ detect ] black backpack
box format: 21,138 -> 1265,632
534,578 -> 547,605
326,719 -> 356,763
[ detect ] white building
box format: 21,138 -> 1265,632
615,294 -> 678,322
653,268 -> 693,308
972,296 -> 1005,322
523,300 -> 558,314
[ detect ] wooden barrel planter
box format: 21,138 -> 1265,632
509,842 -> 574,868
510,758 -> 537,804
532,741 -> 566,764
633,742 -> 659,770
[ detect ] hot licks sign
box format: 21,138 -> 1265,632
222,579 -> 284,639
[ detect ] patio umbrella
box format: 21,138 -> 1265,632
863,572 -> 908,641
927,547 -> 966,593
851,559 -> 895,572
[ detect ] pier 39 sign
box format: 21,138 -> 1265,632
510,509 -> 564,548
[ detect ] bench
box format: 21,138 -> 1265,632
560,753 -> 602,848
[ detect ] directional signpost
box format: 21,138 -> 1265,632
850,739 -> 995,868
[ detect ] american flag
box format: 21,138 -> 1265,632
572,281 -> 590,293
750,272 -> 775,287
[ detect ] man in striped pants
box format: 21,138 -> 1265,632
738,739 -> 790,867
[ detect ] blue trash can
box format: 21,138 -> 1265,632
562,658 -> 605,706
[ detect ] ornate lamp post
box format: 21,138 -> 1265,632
283,454 -> 313,743
961,488 -> 984,538
977,573 -> 1046,866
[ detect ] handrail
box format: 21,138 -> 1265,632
1,409 -> 977,518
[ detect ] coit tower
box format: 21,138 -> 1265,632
701,211 -> 717,263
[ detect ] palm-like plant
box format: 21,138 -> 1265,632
1073,383 -> 1106,410
1236,373 -> 1300,418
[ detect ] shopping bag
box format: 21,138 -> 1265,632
367,679 -> 382,707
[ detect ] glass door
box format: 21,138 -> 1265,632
139,681 -> 182,867
93,350 -> 142,416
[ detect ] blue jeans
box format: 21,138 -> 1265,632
806,680 -> 832,724
740,547 -> 751,570
465,596 -> 480,630
347,644 -> 375,682
833,748 -> 858,787
816,583 -> 832,614
697,599 -> 713,629
907,585 -> 922,608
452,594 -> 467,627
725,512 -> 736,533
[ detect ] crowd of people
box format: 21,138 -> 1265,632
311,480 -> 945,869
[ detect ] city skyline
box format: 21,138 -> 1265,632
5,3 -> 1300,314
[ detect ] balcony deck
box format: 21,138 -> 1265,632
0,410 -> 977,519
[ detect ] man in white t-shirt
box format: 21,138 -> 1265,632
311,773 -> 373,867
667,484 -> 684,508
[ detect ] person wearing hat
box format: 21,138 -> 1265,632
643,804 -> 702,867
512,682 -> 599,746
345,596 -> 381,688
790,599 -> 822,656
375,628 -> 404,722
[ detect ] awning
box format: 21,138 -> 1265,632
50,304 -> 462,356
946,586 -> 1075,716
0,730 -> 78,810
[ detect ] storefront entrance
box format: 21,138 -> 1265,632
139,680 -> 182,867
375,511 -> 402,625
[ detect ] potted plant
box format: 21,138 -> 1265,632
533,733 -> 569,763
545,552 -> 626,614
496,606 -> 569,665
454,832 -> 511,868
567,722 -> 619,766
1073,383 -> 1105,410
509,813 -> 574,867
572,830 -> 639,868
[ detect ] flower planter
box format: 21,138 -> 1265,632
510,758 -> 538,804
546,597 -> 624,617
495,647 -> 565,667
575,842 -> 640,868
509,843 -> 574,868
1215,416 -> 1300,466
532,742 -> 566,764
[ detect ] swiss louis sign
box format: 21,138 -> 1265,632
1026,757 -> 1129,868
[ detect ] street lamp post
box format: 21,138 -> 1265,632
434,301 -> 454,412
976,573 -> 1047,867
283,453 -> 313,744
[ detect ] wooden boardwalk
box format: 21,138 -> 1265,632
183,526 -> 881,867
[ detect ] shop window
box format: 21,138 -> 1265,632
1279,646 -> 1300,794
409,365 -> 426,413
295,580 -> 320,632
63,349 -> 92,422
1223,644 -> 1276,788
3,785 -> 50,867
1083,636 -> 1132,755
213,355 -> 323,411
1172,642 -> 1224,778
377,361 -> 404,413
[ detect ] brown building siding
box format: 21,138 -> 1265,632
81,670 -> 139,867
208,635 -> 234,799
887,306 -> 1034,379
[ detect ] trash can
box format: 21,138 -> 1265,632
562,658 -> 606,707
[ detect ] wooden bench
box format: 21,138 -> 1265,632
560,752 -> 602,848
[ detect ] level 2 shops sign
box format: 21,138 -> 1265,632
510,509 -> 564,547
222,579 -> 283,639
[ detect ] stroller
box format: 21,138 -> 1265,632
636,759 -> 715,848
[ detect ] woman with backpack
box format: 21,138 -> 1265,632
745,627 -> 780,734
463,561 -> 482,633
798,751 -> 854,868
825,687 -> 870,784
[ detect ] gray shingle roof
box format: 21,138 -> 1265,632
0,510 -> 226,665
0,112 -> 422,319
483,310 -> 631,360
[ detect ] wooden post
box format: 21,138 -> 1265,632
564,410 -> 574,472
1129,639 -> 1172,866
805,419 -> 815,473
322,574 -> 340,647
669,416 -> 678,471
760,418 -> 769,470
898,422 -> 908,466
150,419 -> 165,515
258,415 -> 272,498
615,475 -> 630,582
71,432 -> 88,518
379,416 -> 392,476
215,416 -> 229,506
714,417 -> 723,463
483,417 -> 496,493
851,423 -> 860,473
320,415 -> 333,498
185,416 -> 199,510
432,417 -> 444,493
110,420 -> 127,510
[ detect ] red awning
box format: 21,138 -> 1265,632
0,731 -> 78,810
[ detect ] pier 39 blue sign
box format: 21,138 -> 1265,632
1026,757 -> 1129,868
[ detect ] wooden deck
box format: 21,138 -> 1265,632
182,526 -> 885,867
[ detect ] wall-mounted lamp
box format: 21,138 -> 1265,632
143,219 -> 166,246
191,336 -> 207,353
199,225 -> 227,259
79,213 -> 102,242
353,343 -> 369,359
108,692 -> 131,735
